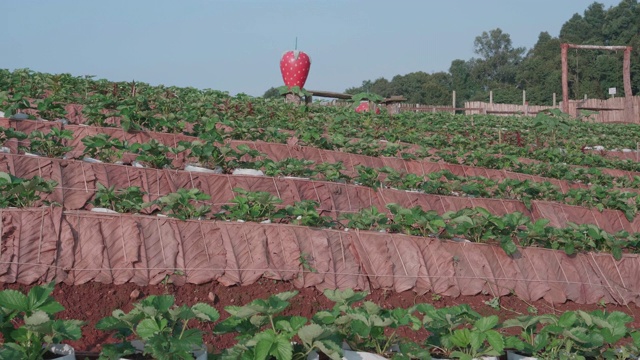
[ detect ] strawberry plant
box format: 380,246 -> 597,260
350,92 -> 383,114
339,206 -> 389,231
96,294 -> 219,360
180,140 -> 226,170
0,92 -> 32,118
0,282 -> 84,360
0,172 -> 56,208
35,97 -> 66,121
532,311 -> 606,359
274,200 -> 335,228
413,303 -> 481,359
446,315 -> 505,360
225,144 -> 267,171
81,134 -> 128,163
502,314 -> 562,357
150,188 -> 211,220
129,139 -> 187,169
277,85 -> 311,98
91,183 -> 146,213
0,126 -> 26,147
215,291 -> 343,360
82,93 -> 119,127
386,203 -> 446,237
264,158 -> 316,178
380,167 -> 425,190
216,188 -> 283,222
20,128 -> 73,158
354,165 -> 381,189
314,162 -> 350,183
314,289 -> 421,356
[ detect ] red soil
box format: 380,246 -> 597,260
2,281 -> 639,357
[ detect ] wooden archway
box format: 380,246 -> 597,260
561,43 -> 633,120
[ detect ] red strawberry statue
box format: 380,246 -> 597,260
355,101 -> 381,114
280,50 -> 311,89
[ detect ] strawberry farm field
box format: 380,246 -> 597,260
4,68 -> 640,358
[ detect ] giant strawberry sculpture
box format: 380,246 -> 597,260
355,101 -> 381,114
280,50 -> 311,88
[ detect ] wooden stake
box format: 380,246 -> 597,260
452,90 -> 456,114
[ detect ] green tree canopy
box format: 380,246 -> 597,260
345,0 -> 640,106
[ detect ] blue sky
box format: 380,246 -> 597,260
1,0 -> 624,96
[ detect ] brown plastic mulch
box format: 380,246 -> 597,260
0,152 -> 637,235
2,117 -> 640,306
1,207 -> 639,305
3,117 -> 640,192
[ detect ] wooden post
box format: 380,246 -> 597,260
523,90 -> 526,106
452,90 -> 456,114
624,47 -> 633,97
561,43 -> 569,113
624,47 -> 634,122
553,93 -> 556,107
489,91 -> 493,104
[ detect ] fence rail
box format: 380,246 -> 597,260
316,92 -> 640,123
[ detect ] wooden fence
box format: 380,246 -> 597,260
464,101 -> 554,117
317,92 -> 640,123
464,97 -> 640,123
563,96 -> 640,123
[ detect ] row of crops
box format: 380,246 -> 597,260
2,68 -> 640,358
4,282 -> 640,360
4,121 -> 640,220
2,69 -> 640,262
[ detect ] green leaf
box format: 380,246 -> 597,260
612,246 -> 622,261
0,289 -> 28,312
450,351 -> 472,360
314,340 -> 343,360
253,330 -> 277,360
151,295 -> 175,312
273,335 -> 294,360
274,290 -> 298,302
485,330 -> 504,353
0,344 -> 25,360
475,315 -> 499,332
24,310 -> 50,326
297,324 -> 324,345
95,316 -> 125,331
288,316 -> 308,332
557,311 -> 577,328
450,328 -> 471,348
0,172 -> 12,183
51,319 -> 84,341
191,303 -> 220,322
136,318 -> 163,340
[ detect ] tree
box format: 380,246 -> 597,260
516,32 -> 562,105
344,1 -> 640,105
472,28 -> 525,87
346,77 -> 392,97
449,59 -> 482,104
262,87 -> 280,99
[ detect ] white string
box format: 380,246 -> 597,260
0,260 -> 633,290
